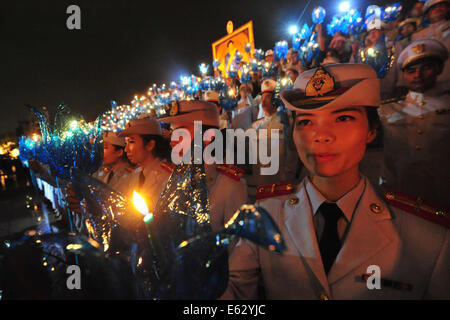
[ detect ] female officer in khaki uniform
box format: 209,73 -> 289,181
118,118 -> 173,213
158,100 -> 248,232
221,63 -> 449,300
92,131 -> 134,195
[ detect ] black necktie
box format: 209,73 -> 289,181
106,170 -> 114,184
138,171 -> 145,191
318,202 -> 343,275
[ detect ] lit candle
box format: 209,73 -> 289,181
132,190 -> 167,279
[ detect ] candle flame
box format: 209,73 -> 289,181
32,133 -> 40,142
70,120 -> 78,129
133,190 -> 149,216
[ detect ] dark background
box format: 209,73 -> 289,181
0,0 -> 410,135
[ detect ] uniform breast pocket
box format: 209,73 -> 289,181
353,274 -> 418,299
433,110 -> 450,128
385,112 -> 410,127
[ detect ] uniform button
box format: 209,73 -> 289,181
415,145 -> 422,150
417,115 -> 425,120
319,293 -> 329,300
370,203 -> 383,214
288,196 -> 299,206
417,129 -> 423,135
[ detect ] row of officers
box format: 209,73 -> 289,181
75,38 -> 449,299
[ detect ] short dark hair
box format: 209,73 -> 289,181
325,48 -> 339,58
141,134 -> 172,161
111,144 -> 131,164
365,107 -> 381,131
286,68 -> 299,75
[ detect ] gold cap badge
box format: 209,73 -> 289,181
412,44 -> 425,54
305,66 -> 335,97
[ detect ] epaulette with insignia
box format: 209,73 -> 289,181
384,190 -> 450,228
102,166 -> 112,174
381,96 -> 406,104
256,182 -> 295,200
160,161 -> 175,174
216,164 -> 245,181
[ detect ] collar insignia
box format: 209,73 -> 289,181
305,66 -> 335,97
169,100 -> 179,116
412,44 -> 425,54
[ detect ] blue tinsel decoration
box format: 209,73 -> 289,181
312,6 -> 326,24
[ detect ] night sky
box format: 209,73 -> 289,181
1,0 -> 400,135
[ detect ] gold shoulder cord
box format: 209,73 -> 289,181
385,192 -> 449,218
381,96 -> 406,105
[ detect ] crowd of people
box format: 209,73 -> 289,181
28,0 -> 450,299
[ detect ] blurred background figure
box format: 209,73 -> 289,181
379,39 -> 450,207
204,89 -> 231,130
413,0 -> 450,82
246,79 -> 302,202
381,17 -> 418,99
232,83 -> 258,130
321,48 -> 341,65
285,64 -> 300,82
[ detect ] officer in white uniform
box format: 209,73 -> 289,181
221,64 -> 450,300
118,118 -> 173,212
92,131 -> 135,195
247,79 -> 302,201
412,0 -> 450,82
251,79 -> 289,132
286,48 -> 303,73
204,90 -> 230,130
159,100 -> 248,231
379,39 -> 450,207
381,18 -> 418,99
231,83 -> 258,130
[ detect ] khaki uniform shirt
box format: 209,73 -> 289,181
205,164 -> 248,231
127,158 -> 172,213
92,162 -> 135,196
